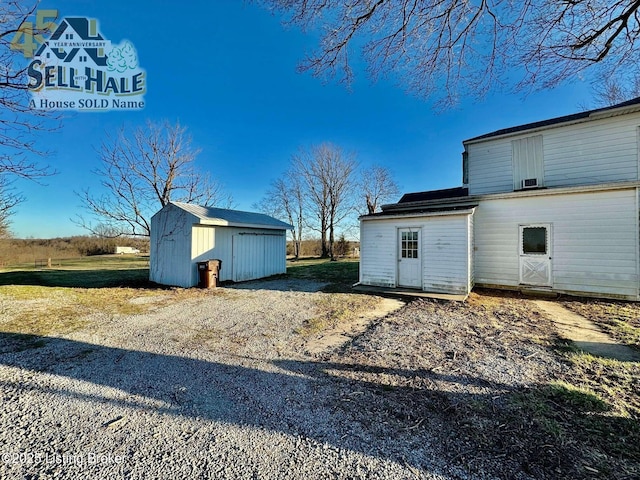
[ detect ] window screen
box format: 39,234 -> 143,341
401,231 -> 419,259
522,227 -> 547,254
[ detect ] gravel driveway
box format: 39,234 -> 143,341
0,280 -> 589,479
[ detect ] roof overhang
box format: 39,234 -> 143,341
360,207 -> 476,221
464,98 -> 640,146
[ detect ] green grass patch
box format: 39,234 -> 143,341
287,257 -> 359,291
547,381 -> 610,413
0,255 -> 150,288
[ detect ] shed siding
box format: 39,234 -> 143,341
151,203 -> 288,288
468,112 -> 640,195
190,226 -> 286,285
360,214 -> 473,295
150,205 -> 196,288
232,232 -> 286,282
474,188 -> 639,299
468,213 -> 475,291
423,216 -> 471,294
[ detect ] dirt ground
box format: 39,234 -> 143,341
0,282 -> 638,479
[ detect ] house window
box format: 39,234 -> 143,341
522,226 -> 547,254
512,135 -> 544,190
65,33 -> 74,39
401,231 -> 419,259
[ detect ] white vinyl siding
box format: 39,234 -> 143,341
473,188 -> 639,299
467,141 -> 513,194
359,220 -> 399,288
543,115 -> 639,187
467,111 -> 640,195
423,216 -> 472,294
512,135 -> 544,189
360,212 -> 474,295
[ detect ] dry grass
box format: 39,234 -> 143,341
562,298 -> 640,350
0,284 -> 227,337
321,290 -> 640,479
296,292 -> 380,336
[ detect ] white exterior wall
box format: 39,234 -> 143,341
467,111 -> 640,195
474,188 -> 639,300
360,213 -> 473,295
191,226 -> 286,285
150,205 -> 197,288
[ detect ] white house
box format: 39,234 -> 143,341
359,97 -> 640,301
150,202 -> 292,287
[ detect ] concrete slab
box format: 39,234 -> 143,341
534,300 -> 640,362
352,284 -> 468,302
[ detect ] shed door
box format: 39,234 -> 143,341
519,224 -> 552,286
232,233 -> 284,282
398,228 -> 422,288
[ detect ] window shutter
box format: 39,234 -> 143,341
512,135 -> 544,190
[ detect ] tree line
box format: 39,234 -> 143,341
255,143 -> 398,259
0,235 -> 149,266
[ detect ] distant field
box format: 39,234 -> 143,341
0,255 -> 358,289
0,255 -> 150,288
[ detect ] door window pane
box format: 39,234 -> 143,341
522,227 -> 547,254
400,231 -> 418,259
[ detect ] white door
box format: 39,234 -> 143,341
519,224 -> 552,286
398,228 -> 422,288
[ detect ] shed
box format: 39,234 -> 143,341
150,202 -> 292,287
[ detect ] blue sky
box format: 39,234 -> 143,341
12,0 -> 594,238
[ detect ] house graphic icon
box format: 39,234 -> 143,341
27,15 -> 145,110
35,17 -> 109,69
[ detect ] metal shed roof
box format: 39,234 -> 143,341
170,202 -> 293,230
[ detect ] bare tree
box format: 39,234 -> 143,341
590,75 -> 640,107
0,2 -> 58,228
76,121 -> 232,237
259,0 -> 640,106
293,143 -> 357,258
360,165 -> 400,215
255,170 -> 304,258
0,177 -> 22,238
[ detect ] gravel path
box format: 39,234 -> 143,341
0,282 -> 574,479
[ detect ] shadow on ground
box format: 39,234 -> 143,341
0,333 -> 637,479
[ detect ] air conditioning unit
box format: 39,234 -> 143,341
521,178 -> 539,189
